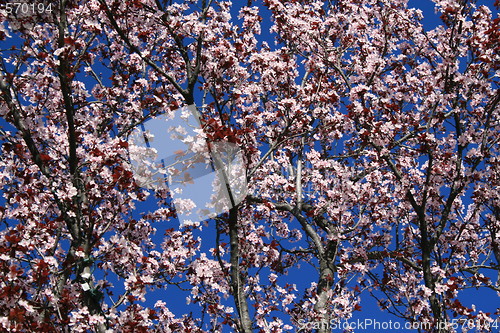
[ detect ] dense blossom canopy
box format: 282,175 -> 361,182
0,0 -> 499,332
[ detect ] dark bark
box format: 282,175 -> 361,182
228,206 -> 253,333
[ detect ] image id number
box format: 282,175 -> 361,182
3,2 -> 53,15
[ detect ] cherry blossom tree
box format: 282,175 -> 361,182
0,0 -> 498,332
